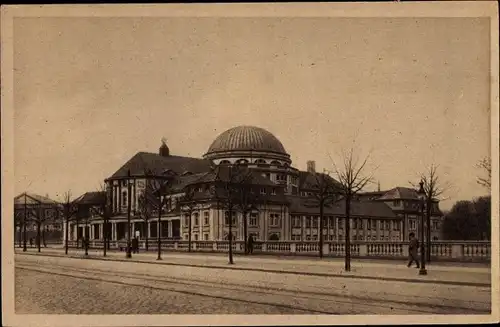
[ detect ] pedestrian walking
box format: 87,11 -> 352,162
132,237 -> 138,254
247,234 -> 254,255
407,232 -> 420,268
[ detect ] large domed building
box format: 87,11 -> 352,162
65,125 -> 443,247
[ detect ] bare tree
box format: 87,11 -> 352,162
232,171 -> 263,255
211,164 -> 252,264
330,148 -> 374,271
476,156 -> 491,189
137,172 -> 157,252
304,171 -> 338,258
87,185 -> 112,256
61,191 -> 79,255
14,209 -> 24,248
413,164 -> 450,263
178,186 -> 197,252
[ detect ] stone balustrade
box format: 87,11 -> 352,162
51,239 -> 491,262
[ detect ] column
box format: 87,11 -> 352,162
363,218 -> 368,241
63,221 -> 67,242
147,221 -> 151,238
168,220 -> 173,238
100,223 -> 104,239
112,223 -> 116,241
302,216 -> 306,240
335,217 -> 339,240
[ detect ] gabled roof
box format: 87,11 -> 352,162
14,193 -> 59,206
377,187 -> 420,201
75,191 -> 106,205
298,171 -> 341,190
287,196 -> 396,218
109,152 -> 213,179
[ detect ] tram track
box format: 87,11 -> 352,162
15,258 -> 490,314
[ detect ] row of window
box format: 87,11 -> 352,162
291,216 -> 401,231
291,235 -> 402,241
408,219 -> 440,230
220,159 -> 289,167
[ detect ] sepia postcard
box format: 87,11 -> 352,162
1,2 -> 499,326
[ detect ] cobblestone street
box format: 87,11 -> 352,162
15,252 -> 491,315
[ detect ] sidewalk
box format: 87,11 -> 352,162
15,247 -> 491,287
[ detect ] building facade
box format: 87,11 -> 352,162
67,125 -> 443,243
14,193 -> 62,244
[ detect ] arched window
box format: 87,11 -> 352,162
236,159 -> 249,165
220,160 -> 231,165
270,160 -> 281,166
269,233 -> 280,241
255,159 -> 266,164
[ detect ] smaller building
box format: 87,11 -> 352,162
13,192 -> 62,245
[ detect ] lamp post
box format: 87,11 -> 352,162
157,185 -> 163,261
23,193 -> 27,252
126,170 -> 132,259
417,180 -> 427,275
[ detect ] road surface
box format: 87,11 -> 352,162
15,253 -> 491,314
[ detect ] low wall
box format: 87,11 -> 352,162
50,240 -> 491,263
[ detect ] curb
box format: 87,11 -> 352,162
17,252 -> 491,288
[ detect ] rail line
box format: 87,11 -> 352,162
16,259 -> 490,314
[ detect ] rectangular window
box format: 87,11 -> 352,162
270,214 -> 281,227
393,200 -> 401,206
204,233 -> 209,241
305,217 -> 311,228
393,220 -> 398,231
194,234 -> 199,241
385,221 -> 390,230
250,213 -> 258,227
194,214 -> 199,226
184,215 -> 189,227
204,211 -> 209,225
292,216 -> 301,227
224,212 -> 236,226
271,188 -> 276,195
312,217 -> 318,228
260,188 -> 266,195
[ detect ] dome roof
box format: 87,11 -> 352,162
205,126 -> 288,156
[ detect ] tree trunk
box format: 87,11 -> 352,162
18,224 -> 22,248
157,203 -> 162,260
243,212 -> 248,255
145,218 -> 149,251
345,197 -> 351,272
65,218 -> 69,255
319,201 -> 324,259
76,219 -> 80,248
228,209 -> 234,264
37,222 -> 41,252
426,199 -> 432,263
188,213 -> 192,252
103,219 -> 107,257
84,221 -> 89,256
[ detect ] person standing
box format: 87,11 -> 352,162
247,234 -> 254,255
408,232 -> 420,268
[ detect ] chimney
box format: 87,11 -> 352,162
306,160 -> 316,173
159,138 -> 170,157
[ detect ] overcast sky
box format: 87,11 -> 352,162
13,17 -> 491,209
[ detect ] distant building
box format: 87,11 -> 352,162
13,192 -> 62,244
67,125 -> 443,243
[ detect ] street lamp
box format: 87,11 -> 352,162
417,180 -> 427,275
23,193 -> 27,252
126,170 -> 132,259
